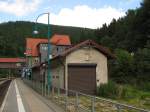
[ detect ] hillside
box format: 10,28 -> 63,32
0,21 -> 94,57
0,0 -> 149,58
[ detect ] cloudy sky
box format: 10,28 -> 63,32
0,0 -> 142,29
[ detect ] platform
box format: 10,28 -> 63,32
1,79 -> 64,112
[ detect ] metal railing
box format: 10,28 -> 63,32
23,79 -> 150,112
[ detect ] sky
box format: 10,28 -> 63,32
0,0 -> 142,29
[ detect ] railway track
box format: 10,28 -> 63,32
0,79 -> 12,107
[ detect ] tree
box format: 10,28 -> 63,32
134,42 -> 150,82
109,49 -> 135,84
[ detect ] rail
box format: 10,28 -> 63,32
0,77 -> 15,81
0,80 -> 11,107
0,78 -> 8,81
23,79 -> 150,112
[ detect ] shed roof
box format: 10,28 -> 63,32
52,39 -> 115,59
0,58 -> 26,63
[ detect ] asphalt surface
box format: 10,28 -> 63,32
1,79 -> 64,112
2,81 -> 18,112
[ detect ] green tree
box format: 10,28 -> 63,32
110,49 -> 135,84
134,43 -> 150,82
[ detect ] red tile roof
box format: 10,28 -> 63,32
25,35 -> 71,57
50,34 -> 71,45
25,38 -> 48,57
0,58 -> 26,63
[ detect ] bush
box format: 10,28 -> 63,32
138,82 -> 150,92
97,80 -> 150,104
120,85 -> 140,99
140,92 -> 150,100
97,80 -> 119,99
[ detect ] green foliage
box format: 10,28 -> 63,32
120,85 -> 140,99
100,35 -> 114,49
0,69 -> 8,78
109,49 -> 136,84
115,49 -> 134,65
97,81 -> 141,100
0,21 -> 95,57
97,80 -> 119,99
134,47 -> 150,81
97,81 -> 150,109
119,85 -> 150,109
95,0 -> 150,51
109,45 -> 150,86
137,82 -> 150,92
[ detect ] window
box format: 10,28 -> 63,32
56,76 -> 59,78
35,58 -> 39,63
44,47 -> 47,51
57,47 -> 59,51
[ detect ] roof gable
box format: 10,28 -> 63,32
52,40 -> 115,59
25,35 -> 71,56
50,34 -> 71,45
25,38 -> 48,56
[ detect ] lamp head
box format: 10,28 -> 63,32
33,30 -> 39,34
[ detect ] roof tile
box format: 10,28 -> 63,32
25,38 -> 48,56
50,34 -> 71,45
0,58 -> 26,63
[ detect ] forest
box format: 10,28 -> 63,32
0,0 -> 149,107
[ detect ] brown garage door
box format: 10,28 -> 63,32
68,63 -> 97,95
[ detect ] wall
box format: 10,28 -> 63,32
0,62 -> 24,68
27,57 -> 39,67
51,65 -> 64,89
44,60 -> 65,89
39,44 -> 69,63
51,45 -> 69,56
32,67 -> 40,81
39,44 -> 48,63
65,47 -> 108,90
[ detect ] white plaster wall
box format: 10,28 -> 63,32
65,47 -> 108,90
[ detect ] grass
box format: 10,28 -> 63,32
97,81 -> 150,110
48,89 -> 150,112
117,89 -> 150,110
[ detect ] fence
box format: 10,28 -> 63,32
23,79 -> 150,112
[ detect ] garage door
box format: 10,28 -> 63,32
68,63 -> 97,95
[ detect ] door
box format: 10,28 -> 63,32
68,63 -> 96,95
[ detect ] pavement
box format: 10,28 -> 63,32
1,79 -> 64,112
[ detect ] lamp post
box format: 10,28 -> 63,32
24,49 -> 32,80
33,12 -> 51,95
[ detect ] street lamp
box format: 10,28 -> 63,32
33,12 -> 51,95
